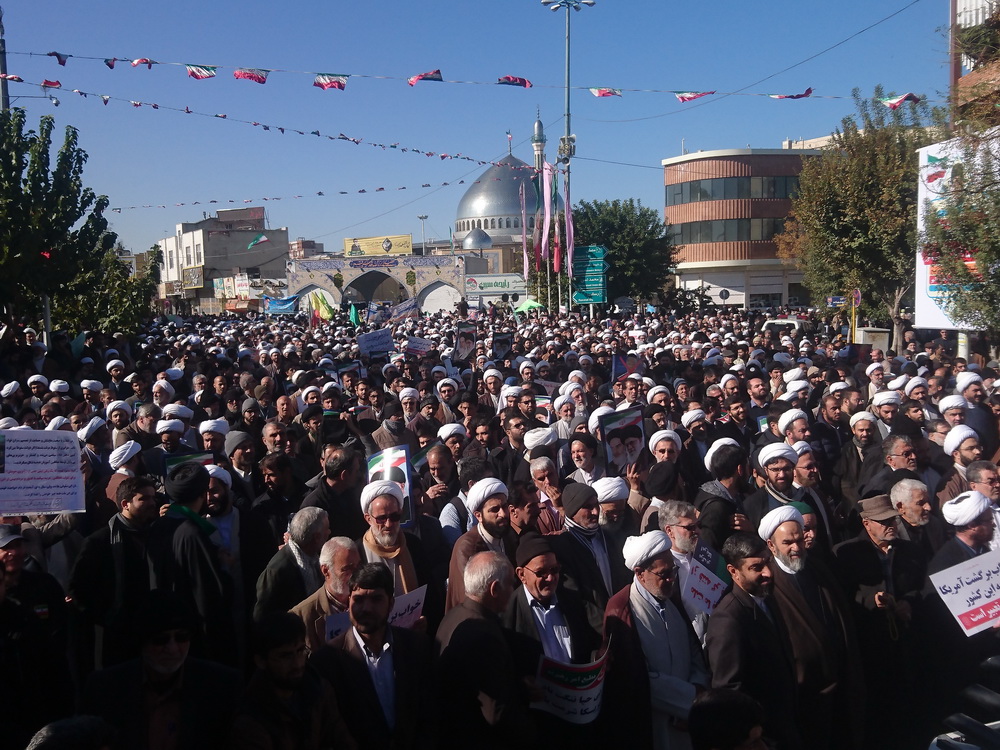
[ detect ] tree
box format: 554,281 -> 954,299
774,87 -> 946,348
921,128 -> 1000,335
570,198 -> 676,302
0,108 -> 116,326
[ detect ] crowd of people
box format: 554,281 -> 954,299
0,305 -> 998,750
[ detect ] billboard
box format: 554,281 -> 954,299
223,277 -> 237,298
213,279 -> 226,299
182,266 -> 204,290
343,234 -> 413,256
465,273 -> 527,295
234,273 -> 251,300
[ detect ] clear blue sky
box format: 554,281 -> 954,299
6,0 -> 948,255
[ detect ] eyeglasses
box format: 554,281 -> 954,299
670,522 -> 701,532
525,565 -> 561,579
148,630 -> 192,646
974,477 -> 1000,485
371,512 -> 402,525
647,567 -> 677,581
890,451 -> 916,458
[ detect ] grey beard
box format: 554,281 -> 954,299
776,552 -> 805,573
598,512 -> 624,533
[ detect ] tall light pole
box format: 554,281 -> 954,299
417,215 -> 428,256
541,0 -> 593,315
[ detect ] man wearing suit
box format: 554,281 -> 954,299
891,477 -> 946,560
550,483 -> 630,644
758,505 -> 864,750
706,532 -> 802,750
312,563 -> 434,749
446,478 -> 514,610
291,536 -> 359,654
254,506 -> 330,621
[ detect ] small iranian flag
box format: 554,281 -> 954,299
769,87 -> 813,100
186,65 -> 217,80
674,90 -> 715,103
497,75 -> 532,88
234,68 -> 269,84
590,88 -> 622,97
247,233 -> 270,250
131,58 -> 155,69
879,93 -> 921,110
47,51 -> 71,66
41,80 -> 61,88
0,74 -> 22,82
407,69 -> 443,86
313,74 -> 348,90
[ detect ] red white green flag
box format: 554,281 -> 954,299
769,87 -> 812,99
131,58 -> 156,69
313,74 -> 348,90
247,233 -> 270,250
497,75 -> 532,88
879,93 -> 921,110
0,74 -> 22,82
47,51 -> 71,66
41,80 -> 60,88
590,88 -> 622,97
407,69 -> 443,86
234,68 -> 269,84
186,65 -> 217,80
673,91 -> 714,103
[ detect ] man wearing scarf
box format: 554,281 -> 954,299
744,443 -> 804,530
357,481 -> 421,597
368,401 -> 420,456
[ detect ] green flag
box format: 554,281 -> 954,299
349,304 -> 361,326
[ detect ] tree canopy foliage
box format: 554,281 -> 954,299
774,87 -> 946,345
0,108 -> 117,326
571,198 -> 676,302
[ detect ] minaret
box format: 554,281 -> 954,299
531,112 -> 547,171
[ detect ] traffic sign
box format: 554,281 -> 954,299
851,289 -> 862,308
574,244 -> 608,261
573,288 -> 606,304
573,275 -> 606,291
719,289 -> 731,301
572,259 -> 611,274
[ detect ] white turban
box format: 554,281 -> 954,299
106,400 -> 132,418
206,464 -> 232,489
681,409 -> 707,429
942,490 -> 992,527
719,374 -> 738,389
872,391 -> 901,407
648,429 -> 682,454
300,386 -> 321,401
524,427 -> 557,450
865,362 -> 883,376
164,368 -> 184,381
777,409 -> 808,436
106,359 -> 124,372
758,442 -> 798,469
438,423 -> 468,442
519,360 -> 536,373
850,411 -> 877,428
758,505 -> 805,540
78,417 -> 106,442
791,440 -> 813,456
646,385 -> 669,402
199,419 -> 229,435
81,380 -> 103,393
0,417 -> 17,429
483,369 -> 503,382
944,425 -> 979,456
0,381 -> 19,399
465,478 -> 508,514
162,404 -> 194,420
956,372 -> 984,394
27,374 -> 48,387
593,477 -> 630,505
109,440 -> 140,470
553,394 -> 574,412
939,395 -> 967,413
782,380 -> 809,397
904,377 -> 928,396
588,406 -> 615,435
399,387 -> 419,402
887,375 -> 909,391
152,380 -> 175,399
45,416 -> 69,431
829,381 -> 848,394
500,385 -> 524,404
360,480 -> 405,514
567,369 -> 587,383
156,419 -> 184,434
49,379 -> 69,394
704,438 -> 738,471
782,368 -> 802,384
623,531 -> 672,569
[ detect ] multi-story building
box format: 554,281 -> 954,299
289,238 -> 325,259
662,147 -> 820,309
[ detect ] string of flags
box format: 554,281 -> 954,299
15,48 -> 928,105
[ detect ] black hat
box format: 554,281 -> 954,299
645,461 -> 678,498
515,532 -> 553,568
562,482 -> 598,519
382,401 -> 403,419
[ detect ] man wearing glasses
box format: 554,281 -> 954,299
660,500 -> 709,642
967,461 -> 1000,549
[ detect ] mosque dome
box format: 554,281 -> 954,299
463,227 -> 493,251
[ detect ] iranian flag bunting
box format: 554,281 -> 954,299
879,93 -> 921,110
673,91 -> 715,103
41,80 -> 61,88
131,58 -> 156,69
0,74 -> 22,82
47,51 -> 71,66
186,65 -> 217,80
590,88 -> 622,97
313,74 -> 348,90
247,233 -> 270,250
769,87 -> 813,99
497,75 -> 532,88
234,68 -> 270,84
407,69 -> 443,86
104,58 -> 117,69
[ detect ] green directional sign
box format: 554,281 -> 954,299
572,259 -> 611,275
574,244 -> 608,261
573,275 -> 606,291
572,288 -> 606,304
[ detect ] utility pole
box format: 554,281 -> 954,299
0,7 -> 8,111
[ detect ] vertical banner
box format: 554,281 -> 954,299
552,165 -> 562,274
520,182 -> 529,282
532,174 -> 543,272
541,162 -> 554,261
565,172 -> 574,279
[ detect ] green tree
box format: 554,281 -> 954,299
570,198 -> 676,302
920,128 -> 1000,335
0,109 -> 116,327
774,87 -> 945,347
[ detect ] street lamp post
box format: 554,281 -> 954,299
541,0 -> 593,317
417,215 -> 428,256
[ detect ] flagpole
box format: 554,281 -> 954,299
546,255 -> 551,312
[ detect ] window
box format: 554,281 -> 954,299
490,219 -> 496,229
506,218 -> 511,228
195,243 -> 202,264
513,217 -> 520,228
529,217 -> 535,229
184,245 -> 192,267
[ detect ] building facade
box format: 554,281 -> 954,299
662,148 -> 819,309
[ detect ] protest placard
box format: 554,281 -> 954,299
929,548 -> 1000,636
358,327 -> 394,357
683,541 -> 732,616
531,646 -> 610,724
598,406 -> 645,475
0,430 -> 84,515
405,336 -> 434,357
326,584 -> 428,640
492,333 -> 512,360
455,322 -> 477,361
367,446 -> 415,528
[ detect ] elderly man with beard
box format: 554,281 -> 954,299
858,433 -> 921,498
291,536 -> 360,654
593,476 -> 638,555
660,500 -> 709,642
833,494 -> 926,747
232,613 -> 358,750
891,477 -> 945,559
705,533 -> 801,750
758,506 -> 863,750
832,410 -> 879,515
446,478 -> 514,610
567,432 -> 605,485
254,506 -> 330,621
744,443 -> 803,530
552,483 -> 630,645
600,531 -> 710,749
790,442 -> 836,549
142,419 -> 196,478
957,371 -> 1000,456
936,424 -> 982,506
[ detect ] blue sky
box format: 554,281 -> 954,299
7,0 -> 948,255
